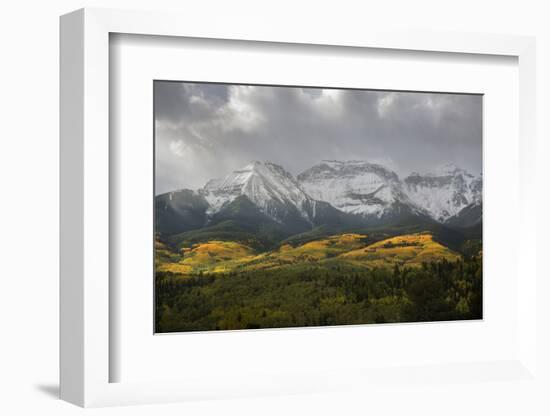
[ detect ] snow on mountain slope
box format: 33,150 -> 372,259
200,161 -> 315,223
403,163 -> 482,222
297,160 -> 426,219
162,160 -> 483,230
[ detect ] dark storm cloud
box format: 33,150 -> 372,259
154,81 -> 482,194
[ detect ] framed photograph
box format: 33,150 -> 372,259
153,81 -> 483,334
60,8 -> 539,408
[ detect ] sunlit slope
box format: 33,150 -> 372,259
158,240 -> 258,274
271,233 -> 366,261
340,233 -> 460,267
158,234 -> 368,274
241,233 -> 368,271
156,232 -> 461,275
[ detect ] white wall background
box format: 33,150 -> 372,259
0,0 -> 548,414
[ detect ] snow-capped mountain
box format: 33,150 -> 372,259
155,160 -> 483,237
403,163 -> 482,223
200,161 -> 316,224
297,160 -> 428,221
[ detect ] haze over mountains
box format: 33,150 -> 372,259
156,160 -> 482,238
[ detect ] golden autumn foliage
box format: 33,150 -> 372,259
340,233 -> 460,267
268,233 -> 367,262
155,230 -> 482,332
156,232 -> 461,276
157,240 -> 257,275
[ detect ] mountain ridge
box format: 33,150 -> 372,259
297,160 -> 430,222
156,159 -> 482,237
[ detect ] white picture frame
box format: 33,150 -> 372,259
60,7 -> 538,408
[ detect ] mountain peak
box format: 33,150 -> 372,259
242,160 -> 263,170
201,161 -> 314,224
320,159 -> 389,170
237,161 -> 291,178
297,160 -> 415,219
298,160 -> 399,185
426,163 -> 468,177
404,164 -> 481,222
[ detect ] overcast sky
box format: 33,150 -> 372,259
154,81 -> 482,195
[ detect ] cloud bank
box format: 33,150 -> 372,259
155,81 -> 482,194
